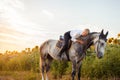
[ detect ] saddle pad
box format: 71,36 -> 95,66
56,40 -> 64,48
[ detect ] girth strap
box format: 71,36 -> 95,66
65,51 -> 70,61
65,40 -> 72,61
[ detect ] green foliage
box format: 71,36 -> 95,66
0,71 -> 38,80
0,46 -> 40,72
7,56 -> 22,71
51,60 -> 69,79
81,44 -> 120,79
0,56 -> 5,70
0,44 -> 120,79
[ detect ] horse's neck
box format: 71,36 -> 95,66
85,33 -> 100,49
89,33 -> 100,42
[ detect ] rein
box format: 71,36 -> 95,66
77,38 -> 100,64
77,40 -> 93,64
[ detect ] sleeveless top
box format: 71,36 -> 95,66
70,30 -> 83,41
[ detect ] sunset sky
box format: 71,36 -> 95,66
0,0 -> 120,53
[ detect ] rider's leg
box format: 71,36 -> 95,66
58,31 -> 71,57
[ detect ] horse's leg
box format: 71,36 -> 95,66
41,65 -> 45,80
40,56 -> 45,80
45,55 -> 53,80
71,60 -> 76,80
77,62 -> 82,80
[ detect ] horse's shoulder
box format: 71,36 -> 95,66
71,41 -> 82,48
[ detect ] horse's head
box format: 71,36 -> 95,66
93,29 -> 108,59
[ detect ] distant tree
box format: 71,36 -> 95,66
5,50 -> 10,54
113,38 -> 118,44
117,33 -> 120,38
0,53 -> 2,55
107,38 -> 113,44
21,50 -> 26,54
32,46 -> 39,52
35,46 -> 39,50
117,33 -> 120,45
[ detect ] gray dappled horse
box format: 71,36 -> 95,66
40,30 -> 108,80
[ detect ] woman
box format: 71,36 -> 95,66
58,28 -> 90,57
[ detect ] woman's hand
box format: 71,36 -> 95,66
76,40 -> 84,44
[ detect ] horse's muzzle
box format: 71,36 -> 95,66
97,52 -> 103,59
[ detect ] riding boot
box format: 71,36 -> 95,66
58,48 -> 65,57
58,44 -> 67,57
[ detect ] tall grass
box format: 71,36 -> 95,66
0,44 -> 120,79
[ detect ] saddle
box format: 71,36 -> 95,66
56,40 -> 64,48
56,40 -> 72,49
56,39 -> 72,61
56,35 -> 64,48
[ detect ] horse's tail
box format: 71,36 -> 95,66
40,41 -> 48,80
40,40 -> 50,72
39,52 -> 42,72
40,41 -> 47,73
40,40 -> 54,80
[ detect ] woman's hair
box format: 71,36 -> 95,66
85,28 -> 90,33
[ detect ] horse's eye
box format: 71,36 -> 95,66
101,43 -> 104,46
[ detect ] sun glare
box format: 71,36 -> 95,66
0,0 -> 46,53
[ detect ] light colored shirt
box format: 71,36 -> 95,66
70,30 -> 83,41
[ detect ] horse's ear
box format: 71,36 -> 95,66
100,29 -> 104,36
105,31 -> 109,37
101,29 -> 104,35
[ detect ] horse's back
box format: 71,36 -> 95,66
40,39 -> 58,54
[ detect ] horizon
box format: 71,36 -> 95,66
0,0 -> 120,53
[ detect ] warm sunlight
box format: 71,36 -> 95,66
0,0 -> 120,53
0,0 -> 120,80
0,0 -> 52,53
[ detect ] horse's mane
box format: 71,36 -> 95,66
89,32 -> 100,35
76,32 -> 100,48
76,32 -> 99,40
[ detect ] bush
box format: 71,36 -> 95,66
0,44 -> 120,79
7,57 -> 22,71
81,44 -> 120,79
51,60 -> 69,79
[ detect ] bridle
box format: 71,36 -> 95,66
94,39 -> 100,54
94,38 -> 104,55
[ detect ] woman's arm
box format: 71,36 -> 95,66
76,40 -> 84,44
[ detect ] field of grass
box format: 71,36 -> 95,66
0,71 -> 71,80
0,71 -> 40,80
0,71 -> 120,80
0,38 -> 120,80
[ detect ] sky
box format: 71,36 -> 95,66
0,0 -> 120,53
